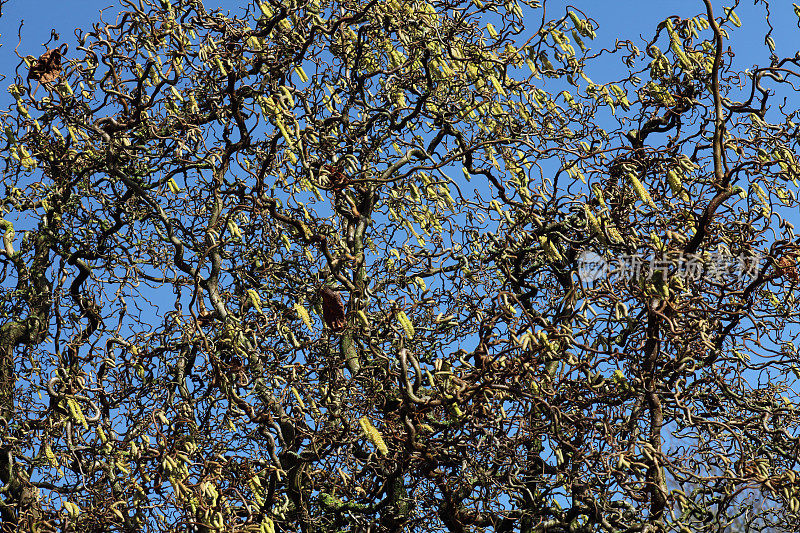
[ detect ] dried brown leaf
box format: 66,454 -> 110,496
320,286 -> 347,332
28,48 -> 62,84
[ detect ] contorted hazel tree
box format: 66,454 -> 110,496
2,0 -> 800,531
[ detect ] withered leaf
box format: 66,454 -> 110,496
322,164 -> 348,189
777,255 -> 799,282
28,48 -> 62,84
320,286 -> 347,332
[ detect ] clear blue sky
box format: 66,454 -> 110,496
2,0 -> 794,99
0,0 -> 794,76
2,0 -> 796,135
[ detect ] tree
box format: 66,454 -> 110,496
2,0 -> 800,530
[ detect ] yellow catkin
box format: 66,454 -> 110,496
606,222 -> 623,244
396,310 -> 415,339
584,205 -> 601,236
356,309 -> 370,328
359,416 -> 389,456
539,236 -> 563,261
64,501 -> 80,518
667,170 -> 690,201
294,303 -> 313,330
67,398 -> 88,430
167,178 -> 181,194
628,173 -> 657,208
591,184 -> 606,207
45,444 -> 58,467
291,387 -> 306,411
247,289 -> 262,313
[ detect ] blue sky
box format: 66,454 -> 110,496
4,0 -> 797,323
2,0 -> 795,105
571,0 -> 796,72
3,0 -> 797,359
3,0 -> 797,143
3,0 -> 799,523
0,0 -> 793,71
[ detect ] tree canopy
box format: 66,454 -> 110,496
2,0 -> 800,531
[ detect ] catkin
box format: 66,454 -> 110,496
627,173 -> 657,208
67,398 -> 88,430
396,310 -> 415,339
359,416 -> 389,456
247,289 -> 262,313
667,170 -> 690,201
295,303 -> 314,330
45,444 -> 58,467
584,205 -> 602,236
